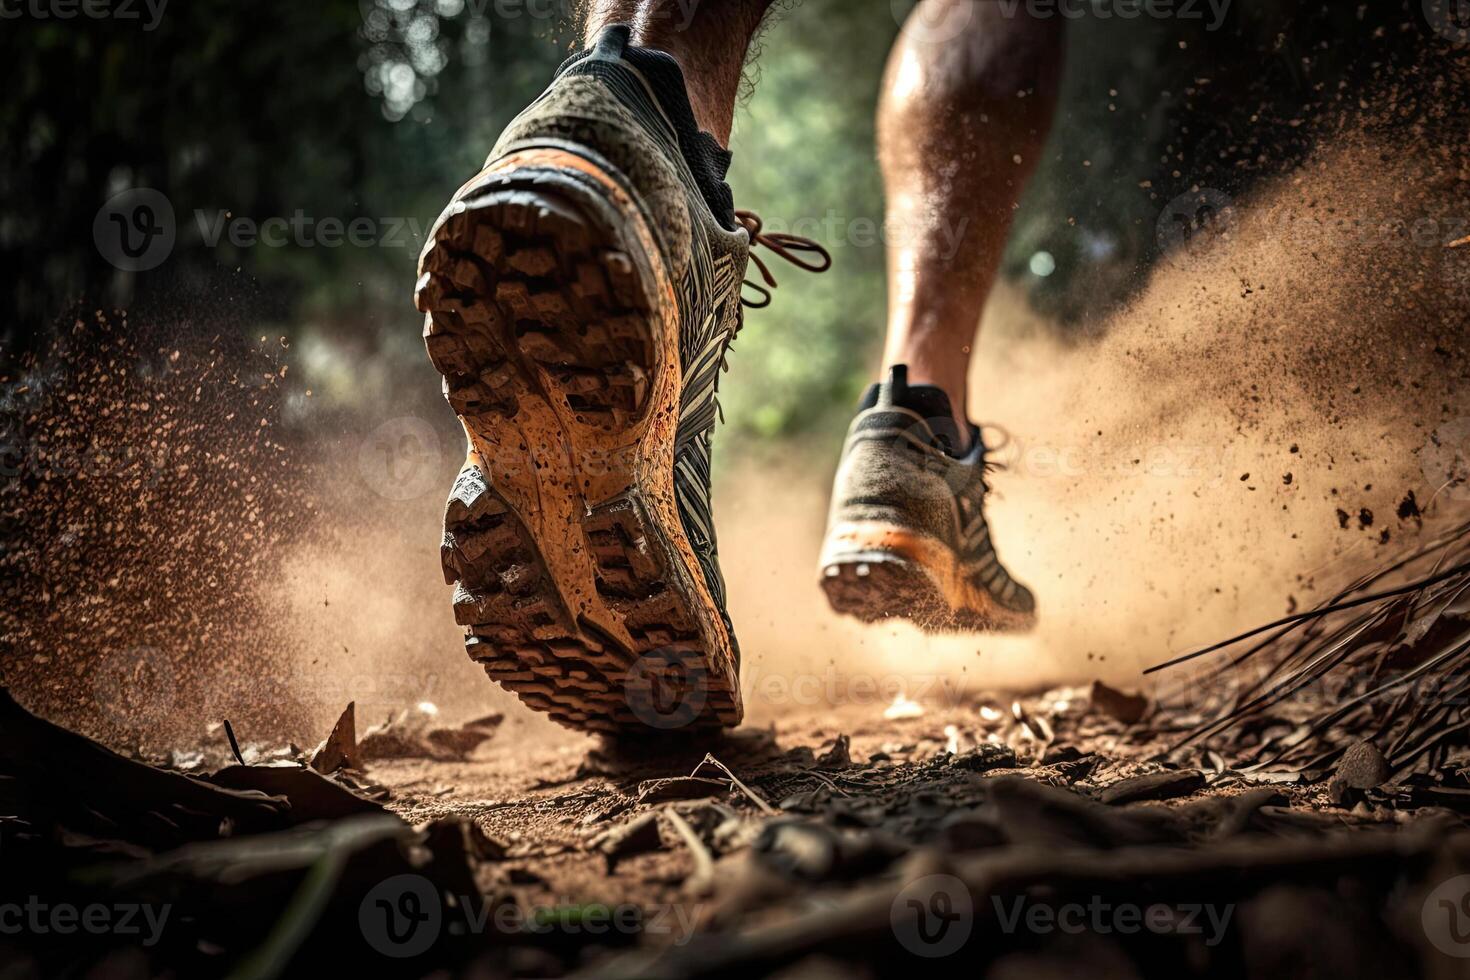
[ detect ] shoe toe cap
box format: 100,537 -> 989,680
1007,579 -> 1037,616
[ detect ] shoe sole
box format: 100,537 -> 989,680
416,148 -> 742,735
819,523 -> 1035,633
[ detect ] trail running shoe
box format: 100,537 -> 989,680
415,26 -> 828,734
818,366 -> 1036,632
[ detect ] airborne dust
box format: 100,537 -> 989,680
3,142 -> 1468,750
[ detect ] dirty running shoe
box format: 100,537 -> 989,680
818,366 -> 1036,632
415,26 -> 828,734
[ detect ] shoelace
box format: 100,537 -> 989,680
976,424 -> 1012,493
928,423 -> 1010,497
708,211 -> 832,421
735,210 -> 832,310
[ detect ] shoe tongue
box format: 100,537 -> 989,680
561,25 -> 737,229
859,365 -> 969,456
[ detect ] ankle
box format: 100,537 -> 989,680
891,359 -> 969,413
592,3 -> 772,145
877,362 -> 974,456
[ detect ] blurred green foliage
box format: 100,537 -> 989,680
723,0 -> 894,440
1,0 -> 1454,446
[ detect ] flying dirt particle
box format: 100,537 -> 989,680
2,314 -> 319,749
1398,491 -> 1422,524
1337,509 -> 1351,529
1283,473 -> 1294,485
1359,508 -> 1374,529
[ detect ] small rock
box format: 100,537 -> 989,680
1100,769 -> 1205,805
358,707 -> 502,762
1053,753 -> 1101,783
1334,740 -> 1390,790
425,712 -> 503,757
951,743 -> 1018,772
815,735 -> 851,768
754,821 -> 839,881
1089,681 -> 1149,725
1327,778 -> 1363,808
309,702 -> 360,774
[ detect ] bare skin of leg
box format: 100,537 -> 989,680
580,0 -> 1062,445
879,0 -> 1064,449
581,0 -> 778,145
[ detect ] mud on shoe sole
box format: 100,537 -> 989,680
416,151 -> 742,735
820,526 -> 1036,634
821,558 -> 1004,633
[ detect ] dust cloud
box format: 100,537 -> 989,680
0,317 -> 325,748
5,140 -> 1466,747
724,136 -> 1470,723
0,317 -> 551,751
266,439 -> 564,744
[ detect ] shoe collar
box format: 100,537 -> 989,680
859,365 -> 983,462
555,24 -> 737,230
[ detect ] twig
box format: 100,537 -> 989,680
591,823 -> 1450,978
692,754 -> 776,816
1144,558 -> 1470,674
801,769 -> 850,796
661,808 -> 715,896
223,719 -> 246,766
